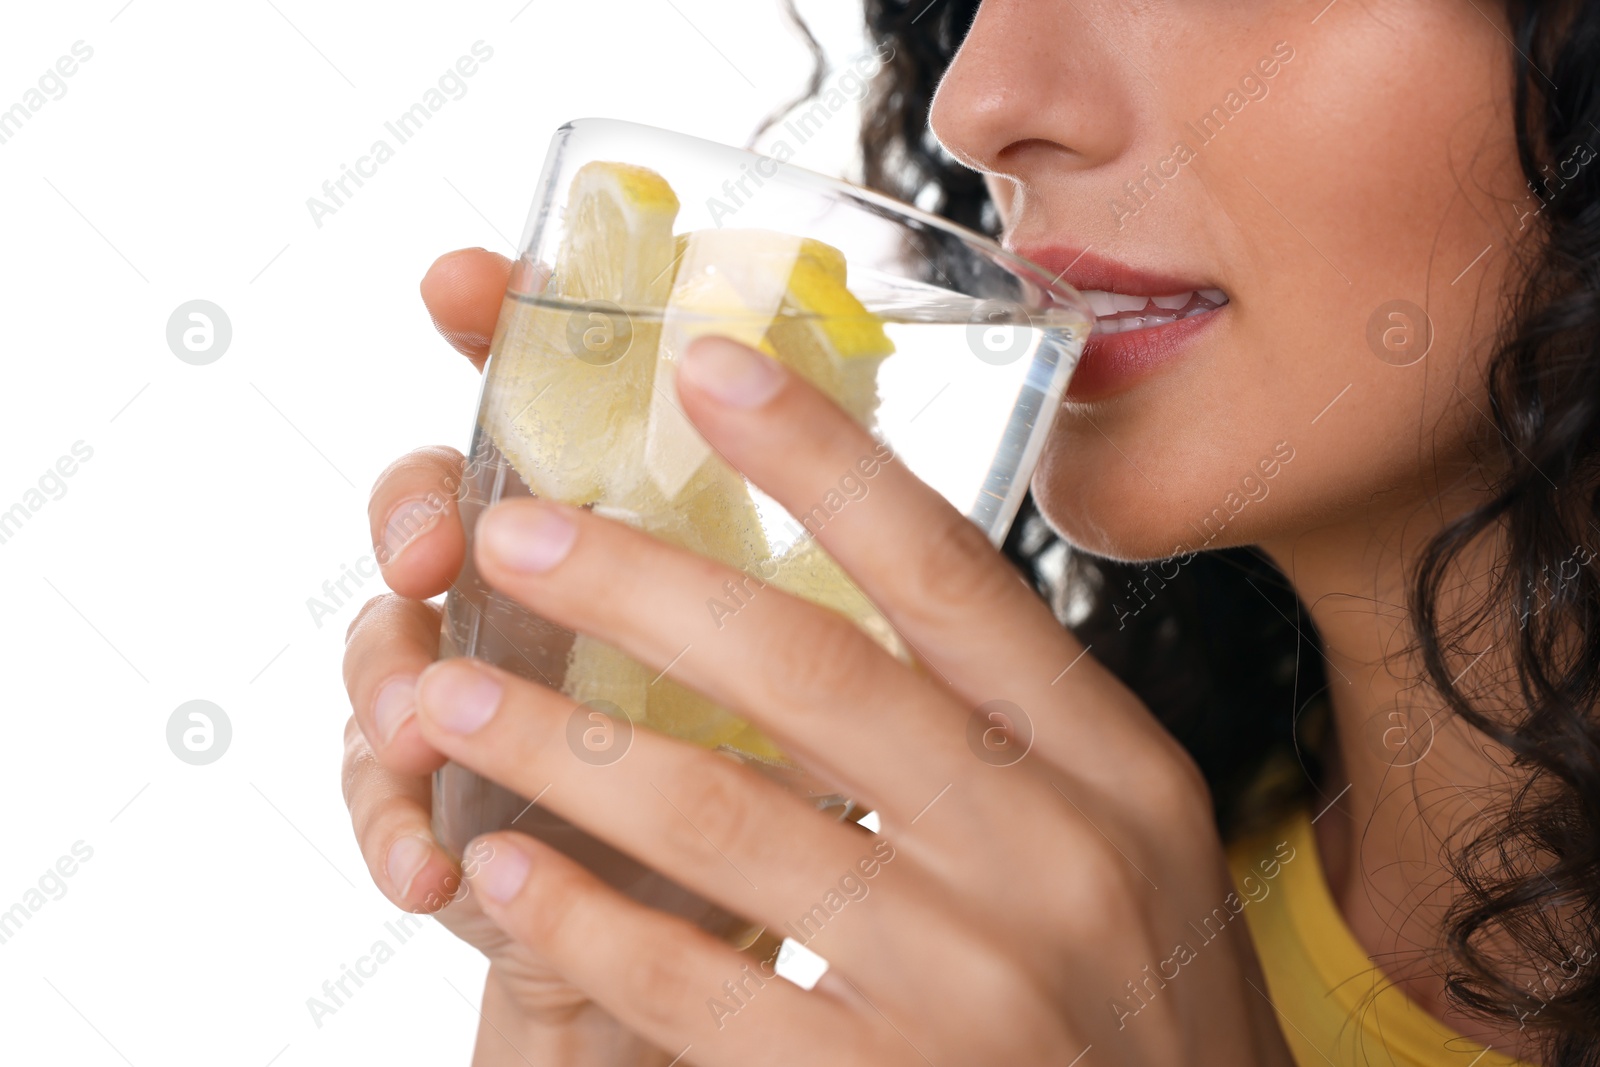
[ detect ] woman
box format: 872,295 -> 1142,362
339,0 -> 1600,1063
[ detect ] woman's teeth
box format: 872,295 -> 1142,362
1081,288 -> 1228,334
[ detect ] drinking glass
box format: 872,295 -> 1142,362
431,117 -> 1090,945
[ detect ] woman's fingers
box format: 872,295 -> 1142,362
467,495 -> 986,827
463,831 -> 868,1067
410,655 -> 946,987
674,336 -> 1169,779
368,446 -> 469,600
420,248 -> 512,371
457,494 -> 1127,942
344,594 -> 450,775
341,715 -> 460,913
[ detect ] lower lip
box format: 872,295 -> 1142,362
1064,306 -> 1225,402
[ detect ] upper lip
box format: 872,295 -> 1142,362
1005,243 -> 1221,300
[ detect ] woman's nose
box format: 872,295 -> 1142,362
928,0 -> 1136,183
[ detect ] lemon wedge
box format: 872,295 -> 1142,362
644,228 -> 895,499
479,161 -> 679,505
766,537 -> 910,663
761,254 -> 895,424
556,162 -> 681,305
561,633 -> 650,723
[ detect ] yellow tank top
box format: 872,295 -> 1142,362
1226,807 -> 1536,1067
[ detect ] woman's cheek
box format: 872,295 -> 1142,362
1034,3 -> 1522,559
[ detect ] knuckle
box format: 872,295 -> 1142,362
617,928 -> 708,1033
337,748 -> 366,812
340,719 -> 374,810
655,762 -> 765,868
1100,735 -> 1216,847
1142,752 -> 1215,833
759,606 -> 882,713
1058,842 -> 1144,927
903,514 -> 1013,622
342,753 -> 384,841
967,967 -> 1044,1027
919,932 -> 1053,1037
342,596 -> 441,696
342,712 -> 365,752
1023,809 -> 1146,931
346,773 -> 409,859
516,853 -> 591,949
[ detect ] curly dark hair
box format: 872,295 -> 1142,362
761,0 -> 1600,1061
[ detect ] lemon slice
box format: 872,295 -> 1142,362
603,456 -> 770,570
562,634 -> 650,722
766,537 -> 910,662
719,721 -> 789,764
713,538 -> 916,764
662,229 -> 894,393
761,254 -> 895,424
644,674 -> 748,750
556,162 -> 681,304
644,228 -> 895,499
479,161 -> 679,505
643,230 -> 801,500
564,633 -> 749,751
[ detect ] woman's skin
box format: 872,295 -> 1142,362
341,1 -> 1542,1063
931,0 -> 1534,1057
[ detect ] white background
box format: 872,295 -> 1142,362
0,2 -> 870,1063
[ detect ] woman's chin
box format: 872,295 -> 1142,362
1031,501 -> 1179,564
1031,463 -> 1189,563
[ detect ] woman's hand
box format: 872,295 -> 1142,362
341,249 -> 671,1065
344,246 -> 1295,1065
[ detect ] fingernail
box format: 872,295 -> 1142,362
480,502 -> 576,573
386,835 -> 433,897
472,843 -> 531,904
378,496 -> 442,565
372,676 -> 417,744
680,335 -> 785,408
418,660 -> 502,734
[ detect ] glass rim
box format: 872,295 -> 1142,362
546,116 -> 1094,324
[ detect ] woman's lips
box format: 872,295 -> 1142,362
1006,244 -> 1229,401
1065,305 -> 1226,401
